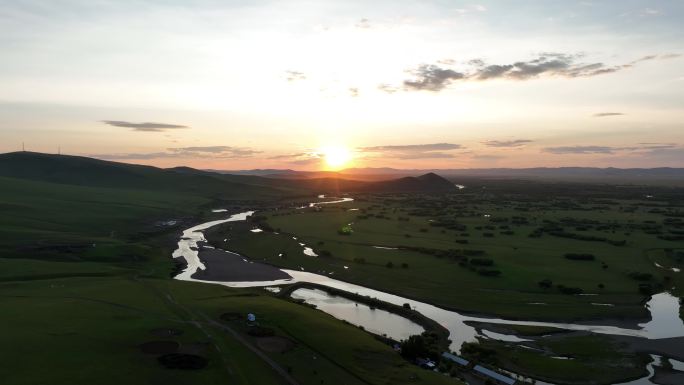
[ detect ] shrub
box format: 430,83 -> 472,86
338,225 -> 353,235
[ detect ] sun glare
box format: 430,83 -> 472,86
322,145 -> 352,170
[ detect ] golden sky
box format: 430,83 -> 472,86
1,1 -> 683,170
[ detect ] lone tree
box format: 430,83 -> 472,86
400,335 -> 429,360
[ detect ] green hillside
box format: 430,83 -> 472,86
0,151 -> 299,198
0,152 -> 461,385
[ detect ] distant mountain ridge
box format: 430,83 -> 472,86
0,152 -> 457,195
217,166 -> 684,181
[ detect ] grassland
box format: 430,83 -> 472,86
0,154 -> 464,385
1,274 -> 459,385
3,153 -> 683,385
207,183 -> 684,322
462,332 -> 651,384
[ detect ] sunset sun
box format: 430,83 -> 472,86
322,145 -> 352,170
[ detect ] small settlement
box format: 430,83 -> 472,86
440,351 -> 517,385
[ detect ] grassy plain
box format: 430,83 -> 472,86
0,160 -> 461,385
209,184 -> 684,322
464,332 -> 651,384
2,153 -> 682,385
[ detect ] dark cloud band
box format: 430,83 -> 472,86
102,120 -> 188,132
482,139 -> 533,148
400,53 -> 678,92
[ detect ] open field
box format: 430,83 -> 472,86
208,182 -> 684,322
0,156 -> 463,385
2,153 -> 683,385
0,274 -> 460,385
463,331 -> 652,385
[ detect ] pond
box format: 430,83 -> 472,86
291,288 -> 424,341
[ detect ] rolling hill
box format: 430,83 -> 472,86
0,152 -> 458,195
0,151 -> 297,199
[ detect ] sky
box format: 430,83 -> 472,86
0,0 -> 683,170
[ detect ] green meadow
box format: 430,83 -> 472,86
0,155 -> 461,385
209,189 -> 683,321
2,153 -> 683,385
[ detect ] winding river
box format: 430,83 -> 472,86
172,197 -> 684,385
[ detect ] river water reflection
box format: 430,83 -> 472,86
291,288 -> 425,341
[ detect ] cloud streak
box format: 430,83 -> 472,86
482,139 -> 533,148
168,146 -> 261,157
403,65 -> 465,91
267,151 -> 322,165
542,146 -> 616,154
358,143 -> 463,159
543,143 -> 679,155
102,120 -> 188,132
401,53 -> 678,91
286,71 -> 306,82
93,146 -> 261,160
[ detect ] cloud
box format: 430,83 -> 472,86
377,83 -> 399,93
102,120 -> 187,132
543,146 -> 616,154
399,53 -> 679,92
636,143 -> 678,150
355,18 -> 371,29
403,65 -> 465,91
286,71 -> 306,82
542,143 -> 680,155
482,139 -> 533,148
472,154 -> 504,160
358,143 -> 463,159
593,112 -> 625,117
267,151 -> 322,165
473,53 -> 610,80
268,152 -> 311,160
93,146 -> 261,160
168,146 -> 261,157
